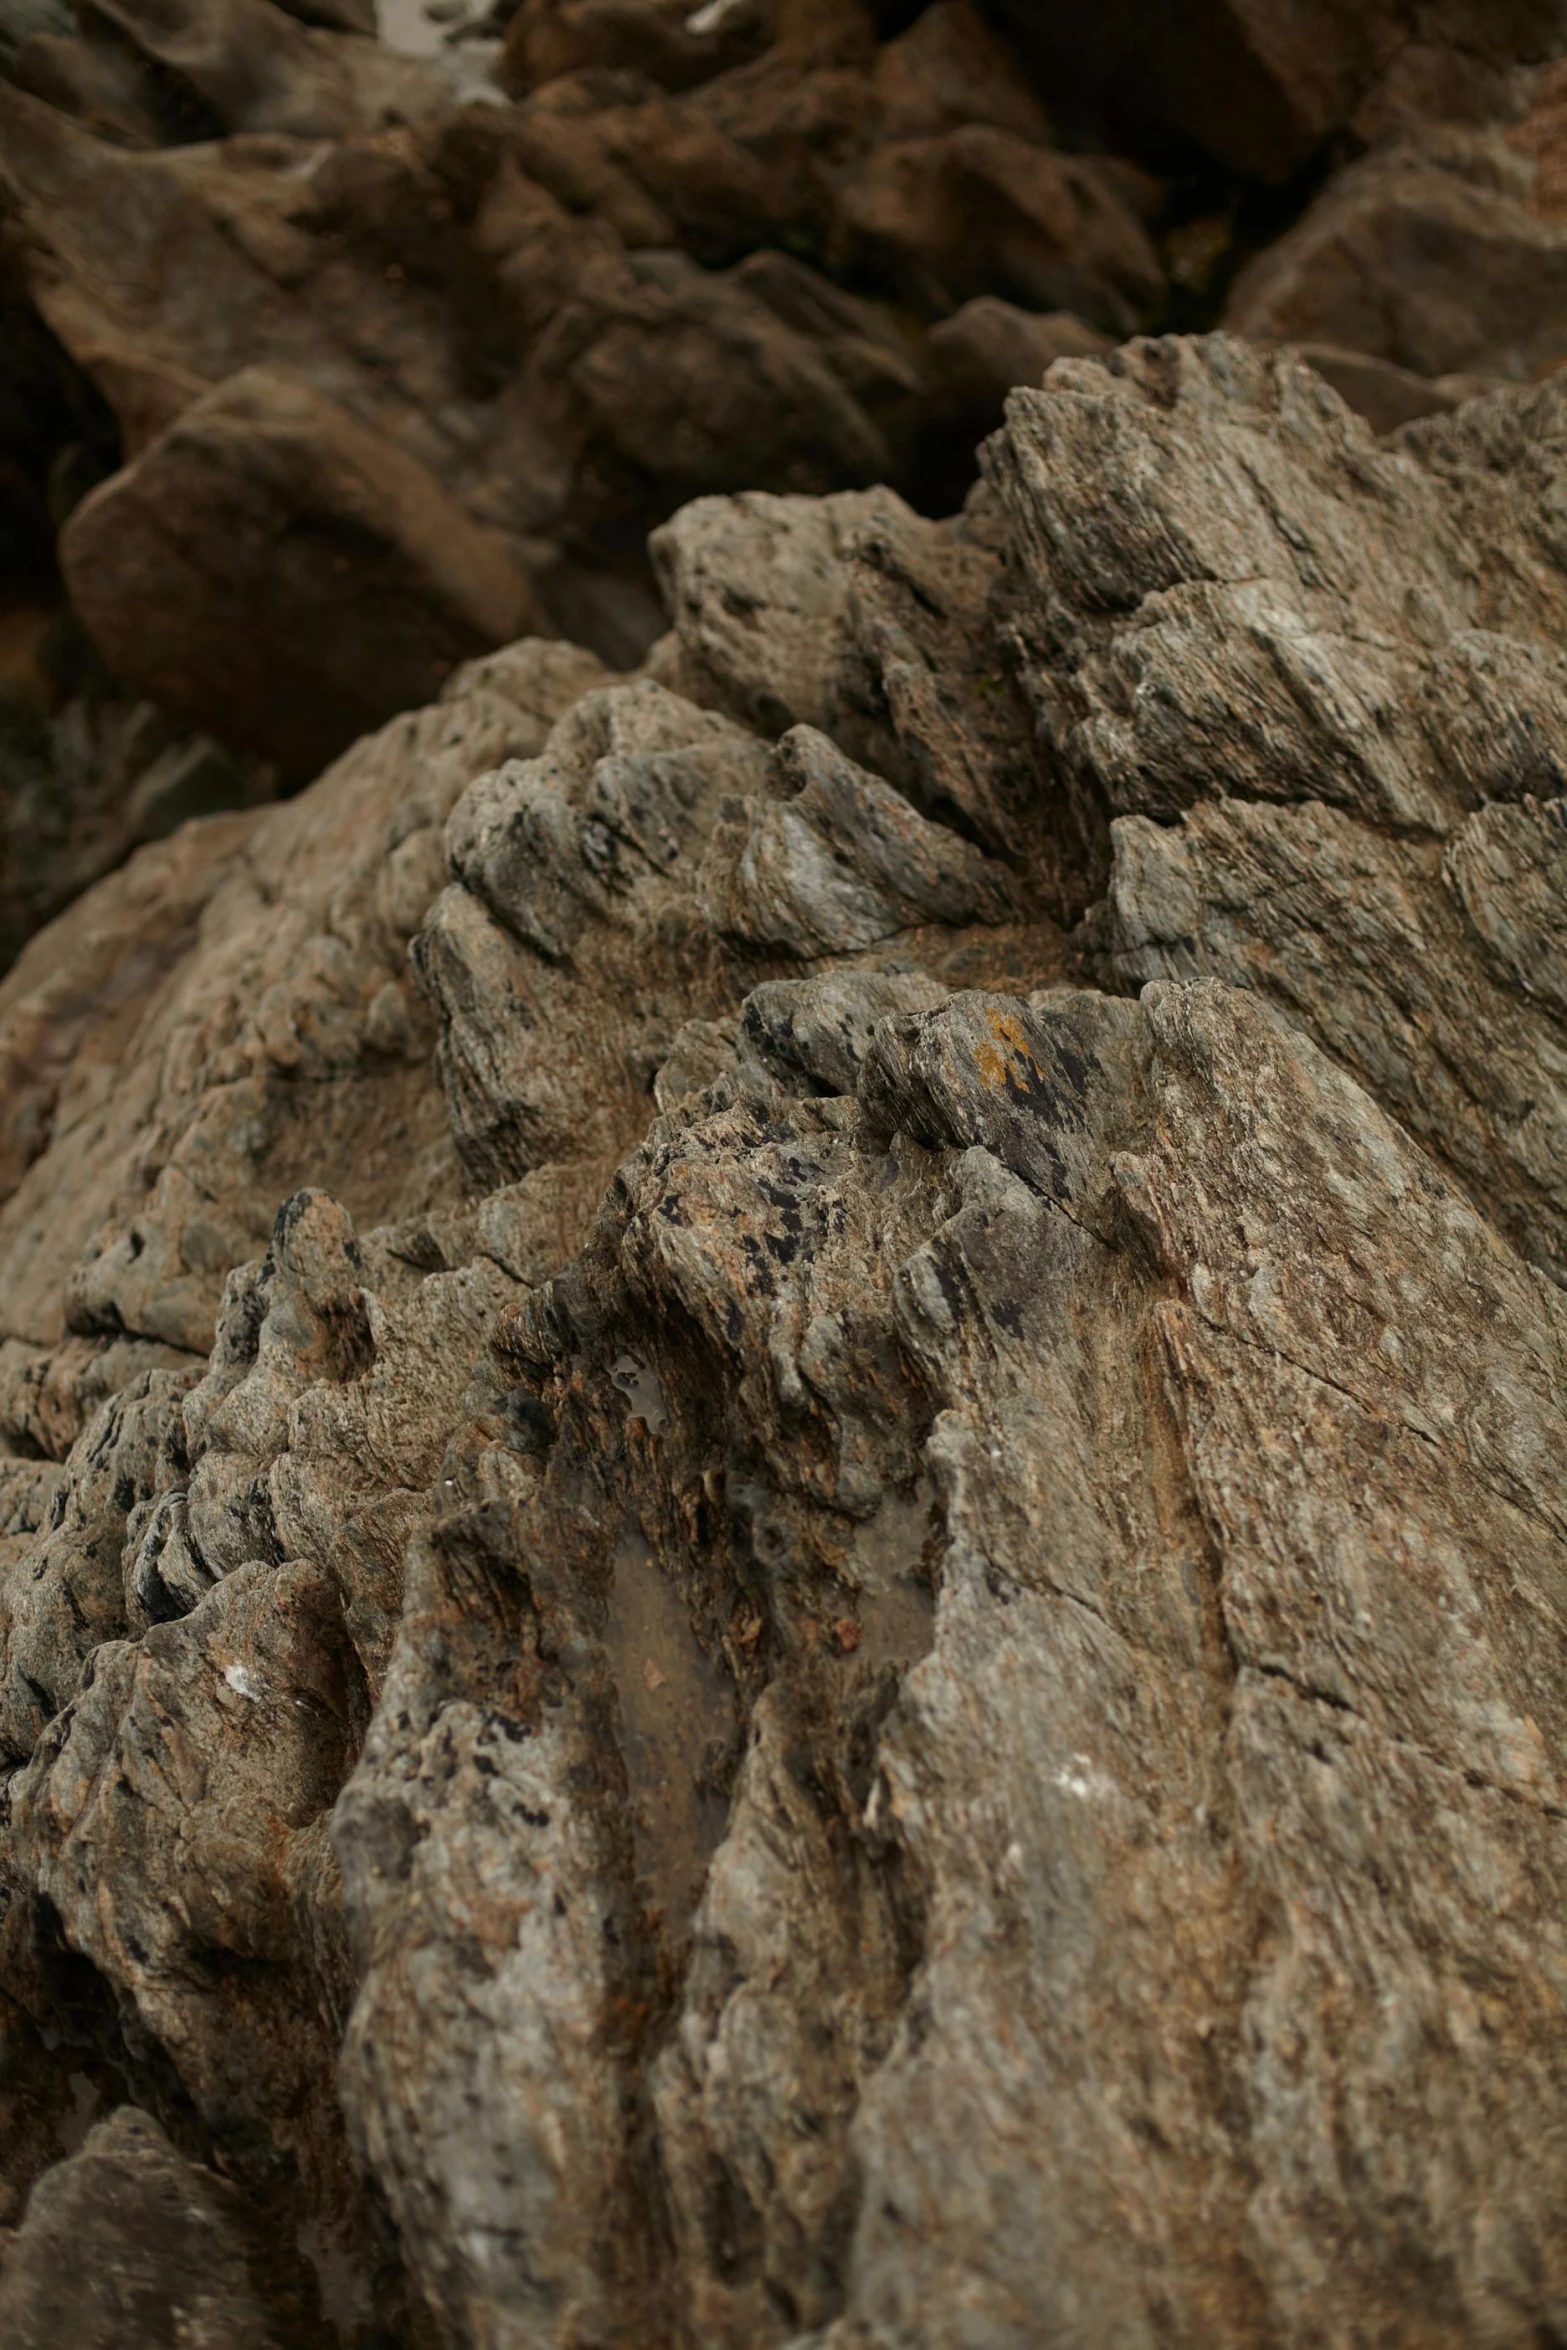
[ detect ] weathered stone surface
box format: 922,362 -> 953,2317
414,664 -> 1040,1188
966,333 -> 1567,1283
5,324 -> 1567,2348
0,635 -> 603,1370
330,969 -> 1567,2346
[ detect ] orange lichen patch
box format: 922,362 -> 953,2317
975,1002 -> 1042,1092
1509,58 -> 1567,222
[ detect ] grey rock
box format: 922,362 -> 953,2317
1083,792 -> 1567,1283
335,971 -> 1567,2347
414,673 -> 1031,1189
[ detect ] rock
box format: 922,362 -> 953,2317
328,963 -> 1567,2346
986,0 -> 1567,180
0,2103 -> 311,2348
0,634 -> 604,1368
829,127 -> 1163,328
648,482 -> 1074,881
5,98 -> 1567,2346
6,1559 -> 367,2197
971,332 -> 1567,1281
286,0 -> 377,27
0,0 -> 67,71
412,670 -> 1038,1187
927,296 -> 1112,405
0,689 -> 275,978
0,1987 -> 119,2231
60,367 -> 546,782
1508,51 -> 1567,218
500,0 -> 766,92
1283,340 -> 1505,433
1226,133 -> 1567,383
14,0 -> 449,145
1085,792 -> 1567,1281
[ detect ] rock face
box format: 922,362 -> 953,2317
3,331 -> 1567,2346
4,0 -> 1567,988
0,0 -> 1171,944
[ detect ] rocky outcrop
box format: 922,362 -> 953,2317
5,0 -> 1567,986
0,0 -> 1171,932
2,332 -> 1567,2344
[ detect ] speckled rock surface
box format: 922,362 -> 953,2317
2,335 -> 1567,2346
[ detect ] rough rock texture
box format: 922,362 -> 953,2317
0,633 -> 604,1383
1003,336 -> 1567,1282
0,0 -> 1171,892
3,330 -> 1567,2345
5,0 -> 1567,987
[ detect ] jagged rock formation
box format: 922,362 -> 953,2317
1,332 -> 1566,2345
6,0 -> 1567,980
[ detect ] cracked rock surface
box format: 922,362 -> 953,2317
2,333 -> 1567,2346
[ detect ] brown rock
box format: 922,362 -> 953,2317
928,295 -> 1112,404
500,0 -> 766,94
986,0 -> 1567,180
0,2108 -> 303,2349
60,367 -> 546,781
1284,340 -> 1505,433
830,125 -> 1164,328
1226,133 -> 1567,382
0,636 -> 604,1371
22,0 -> 448,146
1508,51 -> 1567,218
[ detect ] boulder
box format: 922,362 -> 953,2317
1226,134 -> 1567,381
927,296 -> 1112,414
0,2109 -> 306,2349
60,367 -> 546,781
984,0 -> 1567,179
1281,340 -> 1505,433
